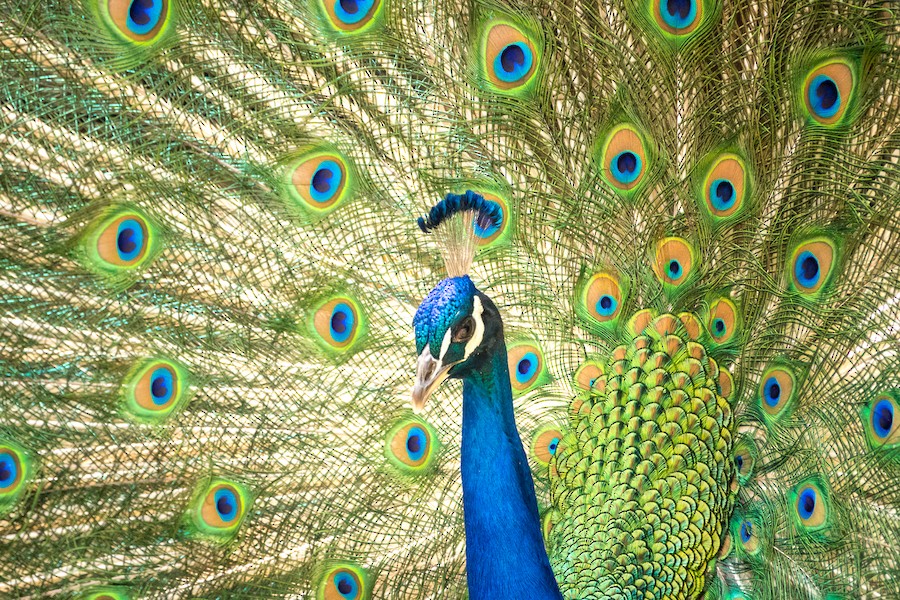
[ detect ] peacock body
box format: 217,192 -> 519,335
1,0 -> 899,598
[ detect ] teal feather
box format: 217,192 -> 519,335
0,0 -> 898,598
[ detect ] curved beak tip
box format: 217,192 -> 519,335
411,350 -> 453,412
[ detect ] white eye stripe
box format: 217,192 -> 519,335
463,296 -> 485,360
438,328 -> 452,360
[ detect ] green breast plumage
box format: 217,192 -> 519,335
548,311 -> 736,599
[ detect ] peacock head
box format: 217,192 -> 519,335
411,191 -> 505,411
411,275 -> 504,411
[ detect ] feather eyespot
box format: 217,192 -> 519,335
861,392 -> 900,449
81,210 -> 158,276
189,479 -> 250,539
0,442 -> 30,509
599,125 -> 648,193
732,440 -> 756,485
311,296 -> 365,354
285,151 -> 353,216
707,298 -> 738,344
789,238 -> 836,297
507,342 -> 548,394
532,426 -> 563,466
580,273 -> 624,325
321,0 -> 382,32
654,0 -> 702,36
122,358 -> 189,422
574,361 -> 604,392
803,60 -> 854,125
733,516 -> 761,555
385,418 -> 440,474
484,23 -> 539,91
701,154 -> 748,220
653,238 -> 695,287
790,479 -> 830,532
317,564 -> 370,600
758,366 -> 796,420
101,0 -> 171,43
473,193 -> 510,247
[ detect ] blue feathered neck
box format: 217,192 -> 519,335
460,341 -> 562,600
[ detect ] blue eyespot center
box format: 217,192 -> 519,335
116,219 -> 144,262
798,488 -> 816,520
740,521 -> 752,543
713,318 -> 726,336
873,399 -> 894,439
711,179 -> 735,210
310,160 -> 343,203
735,454 -> 744,471
214,489 -> 237,522
596,294 -> 618,317
149,368 -> 174,406
405,427 -> 426,461
809,75 -> 840,118
330,303 -> 355,343
334,0 -> 375,24
493,42 -> 534,84
515,352 -> 539,384
610,151 -> 642,184
660,0 -> 696,29
127,0 -> 163,35
795,251 -> 820,288
667,259 -> 682,279
334,573 -> 358,598
763,377 -> 781,407
548,437 -> 560,455
0,453 -> 16,488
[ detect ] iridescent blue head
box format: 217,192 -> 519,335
411,192 -> 504,411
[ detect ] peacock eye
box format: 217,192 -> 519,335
452,316 -> 476,343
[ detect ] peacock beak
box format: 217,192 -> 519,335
412,349 -> 454,412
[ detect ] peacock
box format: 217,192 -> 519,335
0,0 -> 899,598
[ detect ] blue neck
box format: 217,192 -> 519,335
460,346 -> 562,600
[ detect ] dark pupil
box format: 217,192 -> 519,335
518,359 -> 531,375
130,0 -> 154,25
715,320 -> 724,333
599,296 -> 612,310
407,435 -> 421,453
0,462 -> 11,482
340,0 -> 359,14
151,376 -> 168,398
801,256 -> 819,280
877,405 -> 893,432
549,442 -> 557,451
313,168 -> 334,193
816,79 -> 838,110
735,455 -> 744,470
617,152 -> 637,174
667,0 -> 691,19
337,578 -> 352,594
769,382 -> 780,399
216,496 -> 233,516
500,44 -> 526,73
668,260 -> 680,275
802,492 -> 815,514
742,523 -> 751,539
331,311 -> 347,333
117,228 -> 137,254
716,181 -> 734,203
